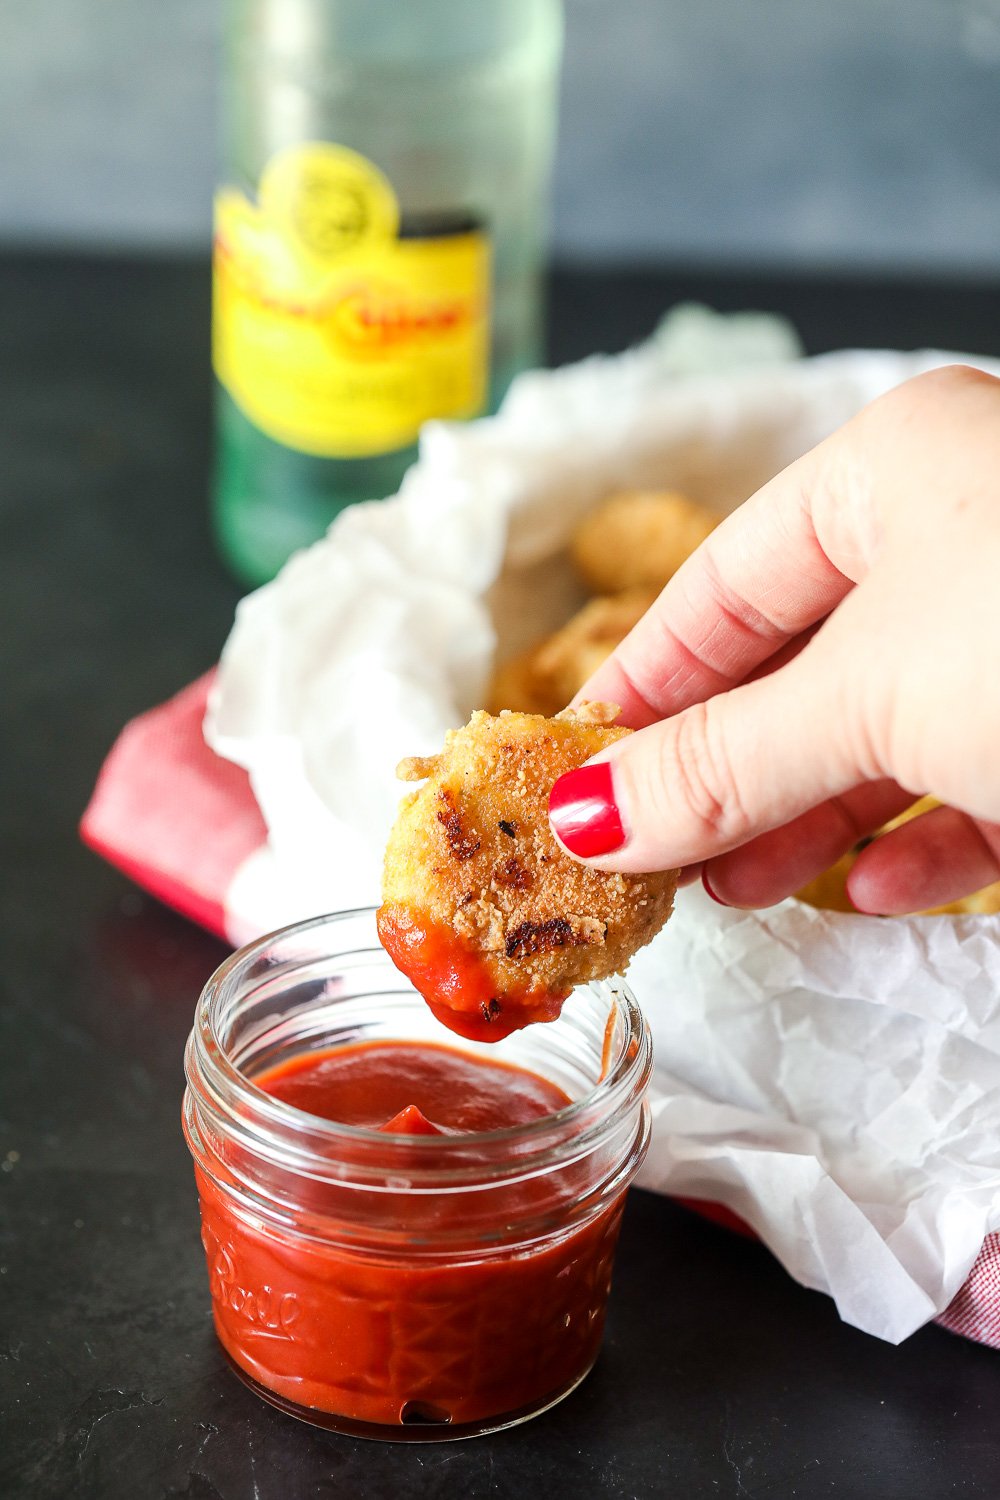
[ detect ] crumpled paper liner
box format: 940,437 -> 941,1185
207,307 -> 1000,1341
630,888 -> 1000,1341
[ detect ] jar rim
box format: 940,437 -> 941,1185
185,906 -> 650,1167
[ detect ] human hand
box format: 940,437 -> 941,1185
546,365 -> 1000,914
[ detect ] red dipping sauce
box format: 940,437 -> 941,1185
183,910 -> 652,1440
260,1039 -> 568,1132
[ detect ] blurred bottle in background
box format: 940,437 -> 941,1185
212,0 -> 564,585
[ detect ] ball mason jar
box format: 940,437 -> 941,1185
183,908 -> 651,1441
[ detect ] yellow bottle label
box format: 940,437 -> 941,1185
213,143 -> 491,457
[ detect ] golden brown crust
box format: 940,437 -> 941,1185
571,489 -> 720,594
486,591 -> 656,717
556,700 -> 622,725
382,709 -> 678,1000
487,490 -> 717,719
397,754 -> 442,782
486,650 -> 562,717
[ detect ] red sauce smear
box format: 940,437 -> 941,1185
376,902 -> 567,1042
194,1040 -> 625,1430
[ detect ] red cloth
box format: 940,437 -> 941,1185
80,673 -> 266,939
81,677 -> 998,1351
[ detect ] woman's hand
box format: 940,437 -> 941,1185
547,365 -> 1000,914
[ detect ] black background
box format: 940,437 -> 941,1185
3,255 -> 1000,1498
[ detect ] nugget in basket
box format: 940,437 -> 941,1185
489,488 -> 721,717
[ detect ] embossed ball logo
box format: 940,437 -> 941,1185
203,1228 -> 300,1333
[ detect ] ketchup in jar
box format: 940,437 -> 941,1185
183,909 -> 651,1440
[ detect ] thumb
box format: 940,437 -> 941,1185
548,641 -> 873,874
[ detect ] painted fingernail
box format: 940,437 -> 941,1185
548,761 -> 627,858
702,869 -> 729,906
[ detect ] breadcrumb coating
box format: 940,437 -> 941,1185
572,489 -> 720,595
378,706 -> 677,1039
488,590 -> 657,717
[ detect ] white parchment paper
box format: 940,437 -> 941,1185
207,309 -> 1000,1342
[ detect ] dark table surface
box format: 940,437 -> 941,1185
4,253 -> 1000,1500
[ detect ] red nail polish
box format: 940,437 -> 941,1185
702,869 -> 728,906
548,762 -> 626,858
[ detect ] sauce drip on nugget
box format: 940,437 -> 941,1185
377,704 -> 678,1041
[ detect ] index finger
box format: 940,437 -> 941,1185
572,436 -> 863,728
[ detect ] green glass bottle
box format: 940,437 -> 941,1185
212,0 -> 564,585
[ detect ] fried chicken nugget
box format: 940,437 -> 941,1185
572,489 -> 720,595
486,648 -> 563,719
377,704 -> 677,1040
487,588 -> 658,717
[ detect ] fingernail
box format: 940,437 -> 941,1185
549,761 -> 627,858
702,869 -> 729,906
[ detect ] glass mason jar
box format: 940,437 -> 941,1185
183,909 -> 652,1441
212,0 -> 564,585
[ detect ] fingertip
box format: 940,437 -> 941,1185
700,854 -> 792,910
842,869 -> 878,914
842,853 -> 890,913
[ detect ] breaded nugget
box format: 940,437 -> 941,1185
572,489 -> 720,594
378,705 -> 677,1040
531,588 -> 657,705
797,797 -> 1000,915
487,589 -> 657,717
486,647 -> 563,718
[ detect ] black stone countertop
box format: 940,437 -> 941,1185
3,254 -> 1000,1499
